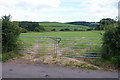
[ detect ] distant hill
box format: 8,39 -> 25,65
66,21 -> 99,28
39,22 -> 91,31
14,21 -> 100,32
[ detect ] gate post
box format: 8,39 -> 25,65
54,40 -> 57,58
53,37 -> 61,58
50,37 -> 61,58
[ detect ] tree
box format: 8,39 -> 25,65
34,27 -> 40,32
18,21 -> 45,31
64,28 -> 71,31
51,29 -> 56,31
2,15 -> 21,52
74,29 -> 79,31
2,15 -> 11,21
99,18 -> 116,30
20,28 -> 28,33
60,29 -> 64,31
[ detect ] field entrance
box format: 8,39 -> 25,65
19,36 -> 102,59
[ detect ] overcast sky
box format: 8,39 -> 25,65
0,0 -> 119,22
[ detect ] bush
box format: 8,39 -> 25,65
102,26 -> 120,57
101,20 -> 120,66
2,15 -> 21,52
20,28 -> 28,33
87,28 -> 92,31
34,27 -> 40,32
64,28 -> 71,31
60,29 -> 64,31
59,28 -> 71,31
51,29 -> 56,31
111,56 -> 120,66
34,27 -> 45,32
74,29 -> 79,31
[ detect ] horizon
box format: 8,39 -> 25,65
0,0 -> 118,22
13,20 -> 99,23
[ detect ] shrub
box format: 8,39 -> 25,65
60,29 -> 64,31
87,28 -> 92,31
20,28 -> 28,33
74,29 -> 79,31
51,29 -> 56,31
2,15 -> 21,52
100,18 -> 116,30
34,27 -> 40,32
34,27 -> 45,32
102,26 -> 120,57
111,56 -> 120,67
101,19 -> 120,66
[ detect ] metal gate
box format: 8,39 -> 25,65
19,36 -> 102,59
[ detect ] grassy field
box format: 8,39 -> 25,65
19,31 -> 103,58
20,31 -> 103,38
39,22 -> 90,31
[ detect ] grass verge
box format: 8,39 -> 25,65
77,58 -> 118,71
2,51 -> 23,62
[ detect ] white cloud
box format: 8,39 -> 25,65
0,0 -> 61,21
0,0 -> 61,8
58,0 -> 119,22
0,0 -> 61,14
0,0 -> 119,22
81,0 -> 118,18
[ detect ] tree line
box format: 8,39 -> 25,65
14,21 -> 45,32
17,18 -> 117,32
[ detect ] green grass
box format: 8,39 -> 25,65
19,31 -> 103,57
19,31 -> 103,47
40,22 -> 89,28
39,22 -> 91,31
2,51 -> 22,62
20,31 -> 103,38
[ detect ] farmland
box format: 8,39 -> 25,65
39,22 -> 91,31
18,21 -> 92,32
20,31 -> 103,46
20,31 -> 103,38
